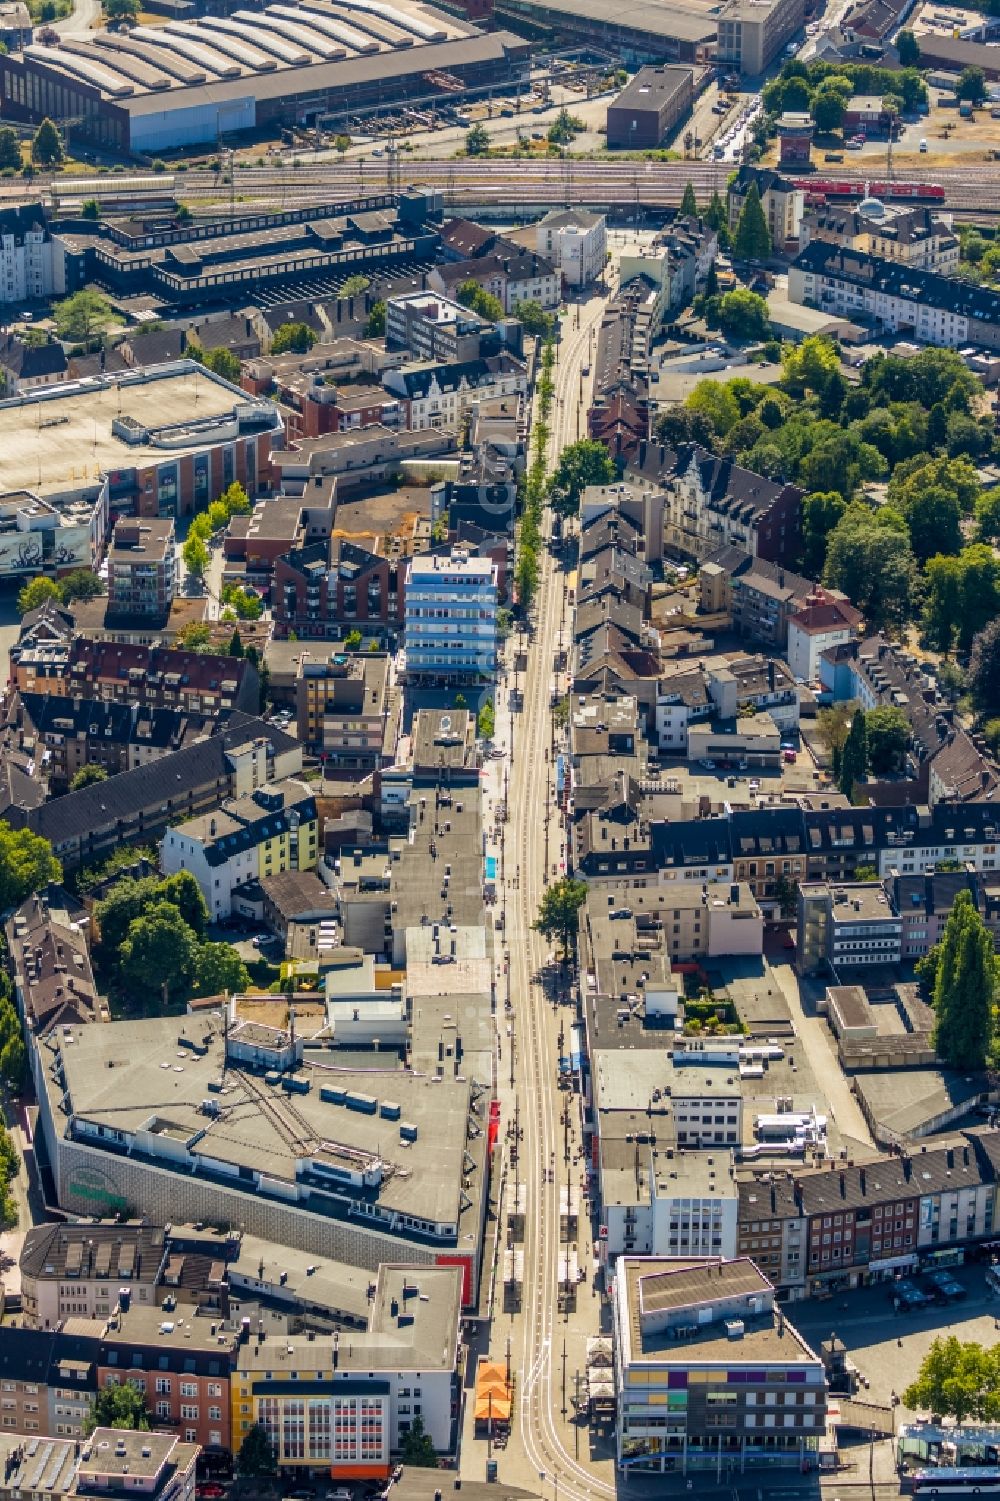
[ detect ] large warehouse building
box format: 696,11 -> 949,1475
0,0 -> 530,151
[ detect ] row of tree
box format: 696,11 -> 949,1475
181,481 -> 252,580
0,117 -> 62,172
915,891 -> 1000,1070
515,338 -> 556,610
0,982 -> 28,1094
760,58 -> 927,137
17,568 -> 104,617
94,871 -> 249,1009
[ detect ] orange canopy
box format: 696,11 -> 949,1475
475,1361 -> 512,1423
474,1393 -> 512,1422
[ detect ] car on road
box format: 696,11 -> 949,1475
196,1487 -> 225,1500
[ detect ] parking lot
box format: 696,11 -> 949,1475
791,1260 -> 1000,1417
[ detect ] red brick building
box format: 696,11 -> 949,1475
98,1304 -> 239,1455
273,538 -> 404,640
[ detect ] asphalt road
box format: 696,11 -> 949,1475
51,0 -> 101,37
486,289 -> 614,1501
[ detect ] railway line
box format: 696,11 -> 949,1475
7,156 -> 1000,215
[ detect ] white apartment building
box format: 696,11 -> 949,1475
535,208 -> 607,287
790,240 -> 1000,350
786,594 -> 863,686
385,354 -> 527,433
160,779 -> 319,918
0,205 -> 56,305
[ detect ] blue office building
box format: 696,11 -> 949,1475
404,548 -> 498,681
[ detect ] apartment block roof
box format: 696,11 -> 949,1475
794,238 -> 1000,325
170,778 -> 317,866
7,715 -> 297,845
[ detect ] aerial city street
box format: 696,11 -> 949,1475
6,0 -> 1000,1496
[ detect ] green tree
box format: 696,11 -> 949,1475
0,826 -> 60,910
816,700 -> 856,781
654,404 -> 716,447
958,66 -> 987,104
904,1337 -> 1000,1423
104,0 -> 138,18
863,346 -> 981,411
0,127 -> 21,170
175,621 -> 212,652
516,299 -> 555,337
86,1381 -> 150,1434
193,941 -> 251,998
227,628 -> 244,658
933,891 -> 997,1069
364,300 -> 386,338
477,698 -> 495,740
717,288 -> 771,341
547,439 -> 615,517
685,378 -> 742,438
54,289 -> 113,349
400,1414 -> 438,1467
270,321 -> 316,355
221,586 -> 262,621
897,28 -> 920,64
344,628 -> 362,649
158,870 -> 209,937
456,279 -> 504,323
733,182 -> 771,260
822,504 -> 916,634
534,877 -> 588,961
182,533 -> 209,578
340,273 -> 370,298
16,575 -> 61,616
969,618 -> 1000,718
197,346 -> 242,382
864,705 -> 909,775
217,481 -> 251,517
70,763 -> 108,791
0,996 -> 27,1093
548,107 -> 582,145
59,568 -> 104,603
94,876 -> 161,956
975,489 -> 1000,542
889,453 -> 981,516
703,258 -> 719,299
811,79 -> 851,132
780,335 -> 840,397
237,1423 -> 277,1477
800,491 -> 846,578
679,180 -> 698,217
466,121 -> 490,156
31,116 -> 63,165
839,707 -> 868,799
120,902 -> 199,1007
904,486 -> 963,565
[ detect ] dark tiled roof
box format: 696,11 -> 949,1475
12,715 -> 296,844
731,164 -> 798,199
0,335 -> 67,381
392,353 -> 523,401
793,239 -> 1000,325
649,817 -> 734,868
